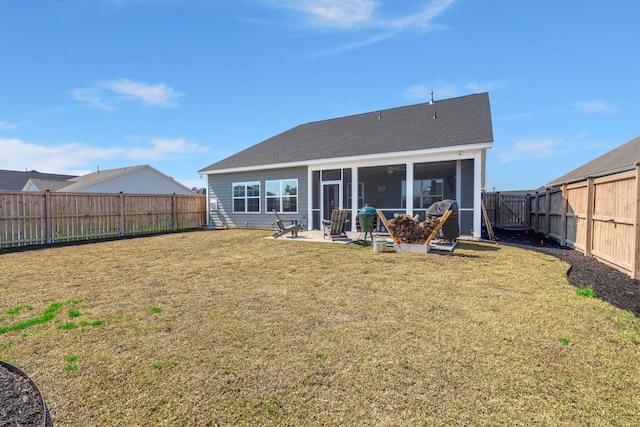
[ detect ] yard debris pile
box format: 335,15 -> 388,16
387,214 -> 440,244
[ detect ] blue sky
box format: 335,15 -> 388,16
1,0 -> 638,191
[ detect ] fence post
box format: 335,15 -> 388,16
533,192 -> 539,233
119,192 -> 125,237
544,188 -> 551,237
172,193 -> 177,231
633,165 -> 640,279
45,190 -> 52,244
560,184 -> 568,246
524,194 -> 533,230
585,177 -> 594,257
495,192 -> 501,228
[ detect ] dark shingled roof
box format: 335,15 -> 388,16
0,170 -> 77,191
199,93 -> 493,173
545,136 -> 640,187
24,178 -> 74,192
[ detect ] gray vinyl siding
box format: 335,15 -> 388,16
460,159 -> 474,209
207,167 -> 308,230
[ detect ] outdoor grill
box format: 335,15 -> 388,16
424,199 -> 459,241
358,204 -> 377,242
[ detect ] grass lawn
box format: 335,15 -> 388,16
1,230 -> 639,426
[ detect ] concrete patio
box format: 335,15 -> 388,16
268,229 -> 378,244
268,229 -> 458,253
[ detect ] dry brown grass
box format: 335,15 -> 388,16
1,230 -> 639,426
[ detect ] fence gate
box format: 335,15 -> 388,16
483,192 -> 529,230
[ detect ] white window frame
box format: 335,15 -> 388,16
232,181 -> 261,213
265,179 -> 298,213
347,182 -> 364,210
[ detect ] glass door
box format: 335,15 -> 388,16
322,181 -> 342,221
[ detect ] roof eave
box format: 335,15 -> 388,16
545,163 -> 638,188
199,142 -> 493,175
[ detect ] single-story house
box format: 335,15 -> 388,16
22,165 -> 195,195
0,169 -> 77,192
545,136 -> 640,188
198,93 -> 494,239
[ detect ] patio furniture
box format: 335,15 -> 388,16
322,209 -> 350,241
272,210 -> 301,238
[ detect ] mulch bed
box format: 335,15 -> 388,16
491,228 -> 640,317
0,362 -> 51,427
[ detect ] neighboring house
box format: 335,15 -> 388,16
198,93 -> 494,239
0,170 -> 77,191
22,165 -> 195,195
22,178 -> 77,192
545,136 -> 640,188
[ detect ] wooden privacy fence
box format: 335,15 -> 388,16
482,192 -> 530,230
0,191 -> 207,249
484,165 -> 640,279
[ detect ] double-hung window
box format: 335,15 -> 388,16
233,182 -> 260,213
266,179 -> 298,213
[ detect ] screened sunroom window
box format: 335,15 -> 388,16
401,179 -> 444,208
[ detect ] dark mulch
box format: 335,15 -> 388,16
490,228 -> 640,317
0,362 -> 51,427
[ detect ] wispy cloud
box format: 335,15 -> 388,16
385,0 -> 455,30
498,137 -> 567,163
0,136 -> 207,175
495,111 -> 542,121
103,0 -> 181,6
497,135 -> 613,165
0,137 -> 122,175
102,79 -> 183,106
265,0 -> 455,53
127,138 -> 208,160
0,120 -> 19,130
73,79 -> 183,110
286,0 -> 456,30
316,30 -> 398,55
293,0 -> 377,28
403,79 -> 498,101
71,88 -> 114,112
404,83 -> 457,101
573,99 -> 616,114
